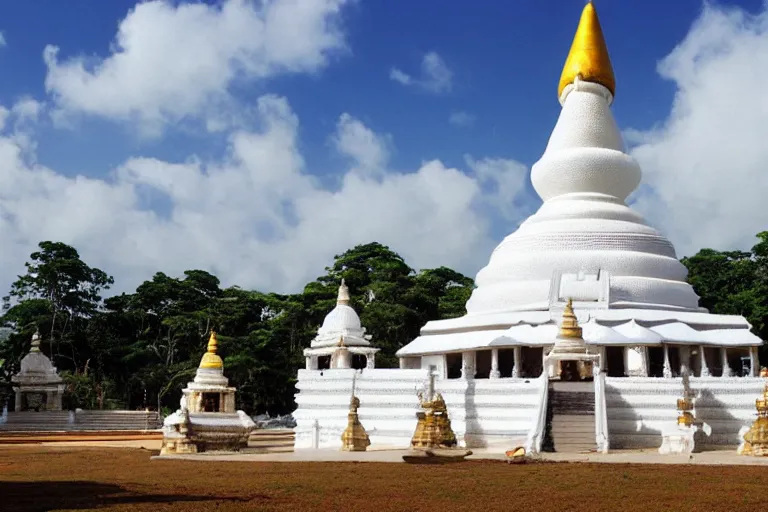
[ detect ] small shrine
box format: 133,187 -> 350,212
410,392 -> 457,450
160,331 -> 255,455
11,330 -> 65,412
545,299 -> 598,381
340,394 -> 370,452
304,280 -> 379,370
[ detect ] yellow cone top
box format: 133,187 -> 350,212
199,330 -> 224,369
558,2 -> 615,98
558,298 -> 583,339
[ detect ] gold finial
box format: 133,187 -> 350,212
558,1 -> 615,99
337,279 -> 351,305
199,330 -> 223,369
558,298 -> 583,339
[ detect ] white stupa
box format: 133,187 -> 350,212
397,2 -> 762,379
304,279 -> 379,370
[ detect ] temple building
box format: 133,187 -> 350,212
11,330 -> 65,412
303,280 -> 379,371
160,331 -> 254,454
396,1 -> 761,380
293,2 -> 765,453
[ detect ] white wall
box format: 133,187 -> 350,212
606,377 -> 763,448
294,367 -> 543,450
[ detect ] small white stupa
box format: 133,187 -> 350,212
11,330 -> 65,412
160,331 -> 255,455
304,280 -> 379,370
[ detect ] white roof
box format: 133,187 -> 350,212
397,316 -> 762,357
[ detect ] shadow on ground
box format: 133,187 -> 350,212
1,481 -> 263,512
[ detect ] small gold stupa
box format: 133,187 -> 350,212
740,380 -> 768,456
411,393 -> 457,449
199,330 -> 223,370
558,1 -> 615,99
341,394 -> 370,451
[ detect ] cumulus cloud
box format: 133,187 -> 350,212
629,3 -> 768,256
449,111 -> 475,128
390,51 -> 452,93
43,0 -> 350,136
0,95 -> 529,296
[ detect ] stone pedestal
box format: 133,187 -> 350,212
659,426 -> 697,455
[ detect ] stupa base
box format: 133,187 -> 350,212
658,425 -> 697,455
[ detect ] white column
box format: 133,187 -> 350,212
721,348 -> 731,377
305,356 -> 312,370
366,353 -> 376,369
700,345 -> 710,377
14,389 -> 21,412
512,347 -> 521,378
663,345 -> 672,378
490,349 -> 500,379
679,346 -> 690,376
642,346 -> 650,377
750,346 -> 759,377
461,351 -> 475,380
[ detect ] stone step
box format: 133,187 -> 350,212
552,423 -> 595,436
553,443 -> 596,453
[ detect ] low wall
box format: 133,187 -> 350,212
605,377 -> 763,449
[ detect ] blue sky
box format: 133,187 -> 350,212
0,0 -> 756,178
0,0 -> 767,294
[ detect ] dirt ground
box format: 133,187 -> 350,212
2,445 -> 768,512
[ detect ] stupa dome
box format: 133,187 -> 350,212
311,280 -> 370,348
463,2 -> 701,316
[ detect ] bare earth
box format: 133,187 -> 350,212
3,443 -> 768,512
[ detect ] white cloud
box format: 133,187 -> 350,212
0,96 -> 529,296
43,0 -> 350,136
449,110 -> 475,128
332,113 -> 391,175
390,51 -> 452,93
629,3 -> 768,256
0,32 -> 6,48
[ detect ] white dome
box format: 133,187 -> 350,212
320,304 -> 362,333
465,79 -> 701,315
310,280 -> 371,348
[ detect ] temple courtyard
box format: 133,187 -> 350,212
2,442 -> 767,512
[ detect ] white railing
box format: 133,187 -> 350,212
525,371 -> 550,454
593,367 -> 609,453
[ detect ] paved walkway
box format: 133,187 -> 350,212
152,447 -> 768,466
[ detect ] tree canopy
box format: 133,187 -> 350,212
0,241 -> 474,415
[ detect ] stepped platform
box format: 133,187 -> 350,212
245,429 -> 295,453
0,410 -> 162,432
546,381 -> 597,453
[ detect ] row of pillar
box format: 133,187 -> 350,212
445,345 -> 759,380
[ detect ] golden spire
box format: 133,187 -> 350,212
558,1 -> 615,98
199,330 -> 223,369
558,299 -> 583,339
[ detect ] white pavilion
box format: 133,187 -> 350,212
293,2 -> 765,452
303,279 -> 379,371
